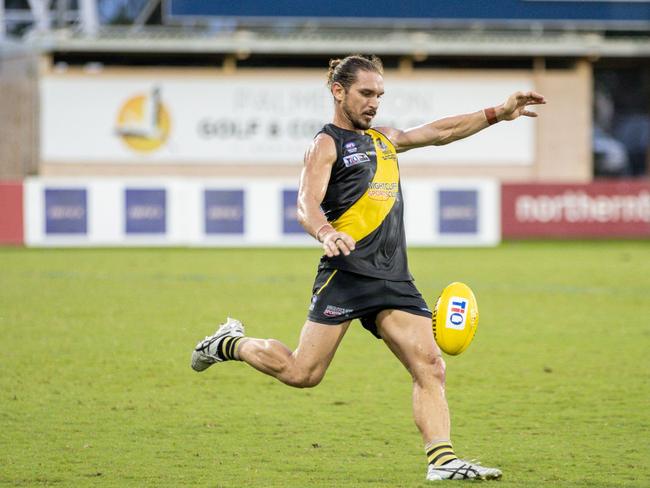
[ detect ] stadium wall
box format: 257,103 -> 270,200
0,51 -> 40,179
10,178 -> 649,246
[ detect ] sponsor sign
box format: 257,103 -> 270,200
41,75 -> 533,165
439,190 -> 478,234
324,305 -> 354,318
0,181 -> 24,245
446,297 -> 468,330
45,188 -> 87,234
125,189 -> 166,234
343,153 -> 370,168
282,189 -> 303,234
502,182 -> 650,238
204,189 -> 245,234
23,177 -> 500,247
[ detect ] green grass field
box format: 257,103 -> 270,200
1,241 -> 649,487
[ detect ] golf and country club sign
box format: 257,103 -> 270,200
40,74 -> 534,165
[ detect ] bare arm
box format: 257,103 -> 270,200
380,90 -> 546,152
297,133 -> 356,257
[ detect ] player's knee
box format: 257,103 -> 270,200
284,368 -> 324,389
432,354 -> 446,384
413,354 -> 446,386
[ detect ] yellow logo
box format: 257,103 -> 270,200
367,182 -> 398,201
115,86 -> 171,153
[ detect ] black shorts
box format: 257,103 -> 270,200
307,268 -> 432,339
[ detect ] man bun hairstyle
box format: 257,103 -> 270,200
327,54 -> 384,91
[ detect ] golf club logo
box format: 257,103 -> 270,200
115,86 -> 171,153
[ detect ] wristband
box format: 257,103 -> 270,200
483,107 -> 498,125
316,223 -> 335,242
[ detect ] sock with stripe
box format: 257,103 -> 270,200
425,440 -> 458,467
217,336 -> 244,361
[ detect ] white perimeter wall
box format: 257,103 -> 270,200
24,178 -> 500,247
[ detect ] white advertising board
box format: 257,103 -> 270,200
41,74 -> 534,165
24,177 -> 500,247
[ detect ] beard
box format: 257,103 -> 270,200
342,101 -> 374,130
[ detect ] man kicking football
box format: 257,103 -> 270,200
191,54 -> 545,481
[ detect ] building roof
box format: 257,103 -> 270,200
22,26 -> 650,58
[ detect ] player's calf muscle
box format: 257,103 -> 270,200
239,338 -> 325,388
239,338 -> 292,374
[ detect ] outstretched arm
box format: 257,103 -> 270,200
297,133 -> 356,258
381,91 -> 546,152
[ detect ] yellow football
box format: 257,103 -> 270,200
432,282 -> 479,356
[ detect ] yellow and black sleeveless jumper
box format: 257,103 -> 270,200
318,124 -> 412,281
